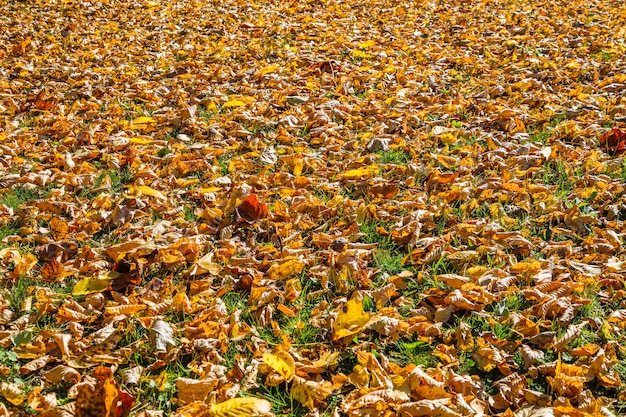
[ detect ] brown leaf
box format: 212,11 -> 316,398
236,194 -> 269,221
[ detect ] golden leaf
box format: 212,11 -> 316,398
266,258 -> 305,281
13,253 -> 38,276
104,304 -> 147,315
259,64 -> 279,75
337,164 -> 379,180
262,350 -> 295,382
0,381 -> 25,406
456,322 -> 474,351
132,116 -> 157,125
223,100 -> 246,108
175,377 -> 218,405
43,365 -> 82,384
357,40 -> 376,49
396,399 -> 461,417
131,185 -> 166,200
209,397 -> 273,417
129,136 -> 153,144
290,376 -> 333,408
72,275 -> 115,296
332,293 -> 374,341
49,217 -> 69,235
472,345 -> 502,372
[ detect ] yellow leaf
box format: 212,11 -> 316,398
260,64 -> 279,75
465,266 -> 489,278
177,178 -> 199,188
293,157 -> 304,176
72,275 -> 115,295
176,377 -> 218,405
456,322 -> 474,351
13,253 -> 38,276
0,382 -> 24,406
43,365 -> 82,384
200,186 -> 222,193
104,304 -> 147,315
509,260 -> 542,275
266,258 -> 305,280
353,50 -> 372,59
333,293 -> 374,341
357,40 -> 376,49
223,100 -> 246,108
263,351 -> 295,382
130,136 -> 153,144
132,116 -> 157,125
209,397 -> 273,417
338,164 -> 379,180
472,345 -> 501,372
133,185 -> 166,200
290,376 -> 333,408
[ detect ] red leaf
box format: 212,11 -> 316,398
599,128 -> 626,154
236,194 -> 269,221
116,390 -> 134,417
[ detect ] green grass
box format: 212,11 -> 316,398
1,278 -> 75,331
456,313 -> 517,342
82,166 -> 133,197
259,384 -> 308,417
0,348 -> 34,412
282,312 -> 321,346
217,154 -> 232,176
6,277 -> 43,313
373,250 -> 405,274
428,256 -> 454,275
358,220 -> 397,250
487,293 -> 529,315
312,189 -> 334,203
320,394 -> 344,417
0,220 -> 20,243
377,149 -> 411,165
183,205 -> 196,222
386,339 -> 437,367
457,350 -> 478,374
222,291 -> 249,314
540,159 -> 576,197
0,185 -> 52,211
528,113 -> 567,143
157,147 -> 171,157
132,361 -> 192,414
577,288 -> 608,320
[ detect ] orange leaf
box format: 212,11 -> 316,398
236,194 -> 269,221
599,128 -> 626,155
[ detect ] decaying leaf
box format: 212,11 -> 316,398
151,320 -> 176,352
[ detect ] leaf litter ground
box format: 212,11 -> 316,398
1,0 -> 626,415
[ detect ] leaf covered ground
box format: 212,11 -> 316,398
1,0 -> 626,415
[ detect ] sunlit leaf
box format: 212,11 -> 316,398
223,100 -> 246,108
209,397 -> 273,417
0,382 -> 25,406
262,350 -> 295,382
333,293 -> 375,341
72,276 -> 115,296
